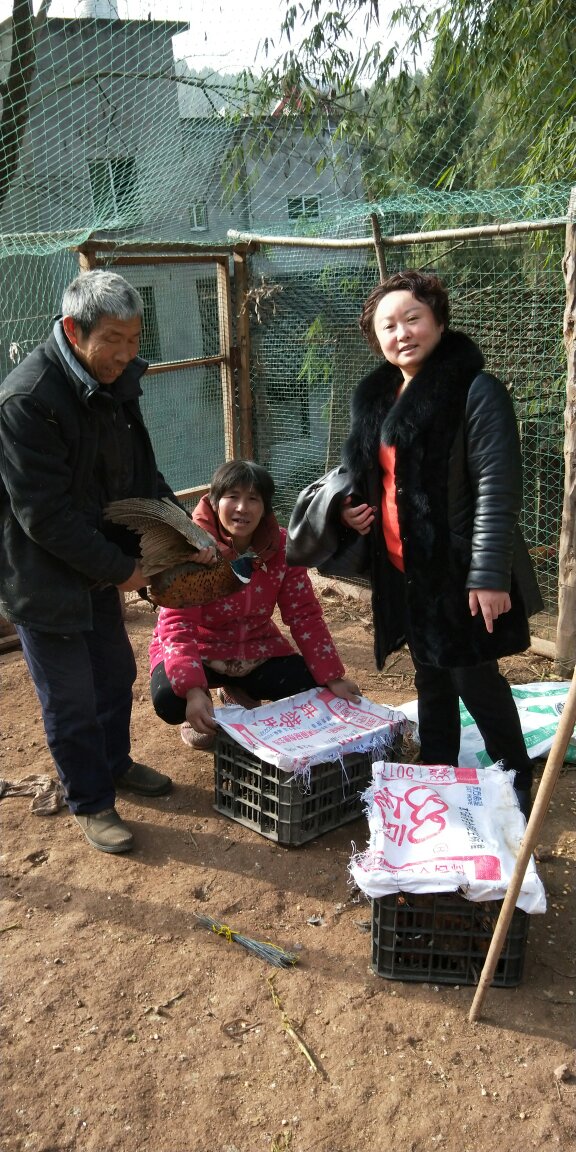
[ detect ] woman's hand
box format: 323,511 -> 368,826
185,686 -> 217,733
325,676 -> 362,703
469,589 -> 511,634
194,546 -> 218,566
341,496 -> 375,536
117,546 -> 216,595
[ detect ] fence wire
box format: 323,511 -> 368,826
0,1 -> 572,644
245,227 -> 566,640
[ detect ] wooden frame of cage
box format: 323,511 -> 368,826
73,238 -> 259,504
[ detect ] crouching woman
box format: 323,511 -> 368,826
149,460 -> 359,750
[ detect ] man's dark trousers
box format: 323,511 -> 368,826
16,587 -> 137,814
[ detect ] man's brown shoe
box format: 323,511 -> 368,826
116,761 -> 172,797
74,808 -> 134,854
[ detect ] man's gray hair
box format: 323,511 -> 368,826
62,270 -> 144,334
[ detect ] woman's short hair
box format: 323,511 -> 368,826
62,270 -> 144,335
209,460 -> 275,515
359,270 -> 451,356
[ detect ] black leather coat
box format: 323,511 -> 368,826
0,322 -> 175,632
341,329 -> 542,668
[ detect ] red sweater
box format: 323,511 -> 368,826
378,441 -> 404,572
148,498 -> 345,697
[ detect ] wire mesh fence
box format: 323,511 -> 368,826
0,1 -> 572,645
245,223 -> 567,640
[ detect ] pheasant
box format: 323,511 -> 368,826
103,497 -> 253,608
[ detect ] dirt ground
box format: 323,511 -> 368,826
1,584 -> 575,1152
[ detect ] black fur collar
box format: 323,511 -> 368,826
342,329 -> 484,477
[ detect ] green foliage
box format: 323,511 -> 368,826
254,0 -> 575,191
297,315 -> 334,386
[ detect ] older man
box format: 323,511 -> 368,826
0,270 -> 183,853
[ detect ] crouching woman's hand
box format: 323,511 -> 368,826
185,686 -> 217,734
325,677 -> 361,704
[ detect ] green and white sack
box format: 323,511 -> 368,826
399,681 -> 576,768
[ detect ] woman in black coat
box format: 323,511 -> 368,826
339,270 -> 542,815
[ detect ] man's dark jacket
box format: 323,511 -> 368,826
288,329 -> 542,670
0,322 -> 175,632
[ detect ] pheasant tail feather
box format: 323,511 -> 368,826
103,497 -> 254,607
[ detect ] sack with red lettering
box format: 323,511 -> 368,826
215,687 -> 407,776
350,762 -> 546,914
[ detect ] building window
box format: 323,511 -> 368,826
88,157 -> 140,225
190,202 -> 208,231
138,285 -> 161,362
287,194 -> 321,221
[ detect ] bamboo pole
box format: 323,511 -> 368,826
216,259 -> 236,459
468,670 -> 576,1023
0,632 -> 20,652
529,635 -> 556,660
101,254 -> 229,266
227,218 -> 566,251
555,187 -> 576,676
73,239 -> 254,257
77,247 -> 97,272
233,249 -> 254,459
145,354 -> 223,375
370,212 -> 387,280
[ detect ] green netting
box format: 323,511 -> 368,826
106,259 -> 227,492
0,3 -> 573,251
0,1 -> 572,641
245,228 -> 566,641
141,362 -> 226,491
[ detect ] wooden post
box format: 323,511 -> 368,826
555,188 -> 576,676
76,243 -> 97,272
0,615 -> 20,652
233,249 -> 253,459
469,669 -> 576,1022
215,258 -> 237,460
370,212 -> 387,281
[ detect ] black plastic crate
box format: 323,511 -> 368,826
372,890 -> 529,986
213,732 -> 374,845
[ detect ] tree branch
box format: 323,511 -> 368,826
0,0 -> 42,210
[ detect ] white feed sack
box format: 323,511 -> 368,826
350,762 -> 546,914
214,687 -> 407,776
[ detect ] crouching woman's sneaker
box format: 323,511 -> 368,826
180,722 -> 215,752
